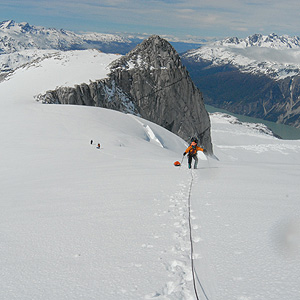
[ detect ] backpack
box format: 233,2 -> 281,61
190,137 -> 198,144
189,142 -> 197,155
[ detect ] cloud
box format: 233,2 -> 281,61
1,0 -> 300,40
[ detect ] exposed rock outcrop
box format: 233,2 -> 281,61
39,35 -> 213,153
39,79 -> 138,115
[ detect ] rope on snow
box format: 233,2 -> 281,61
187,170 -> 210,300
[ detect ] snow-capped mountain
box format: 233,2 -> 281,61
182,33 -> 300,128
183,33 -> 300,79
0,20 -> 131,53
0,20 -> 204,56
216,33 -> 300,49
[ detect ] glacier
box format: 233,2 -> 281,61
0,47 -> 300,299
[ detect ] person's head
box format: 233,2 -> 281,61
191,137 -> 198,144
191,141 -> 197,148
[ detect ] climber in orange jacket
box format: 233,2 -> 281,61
183,138 -> 206,169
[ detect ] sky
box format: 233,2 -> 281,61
0,0 -> 300,42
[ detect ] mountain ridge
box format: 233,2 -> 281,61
216,33 -> 300,49
183,33 -> 300,80
182,33 -> 300,128
0,20 -> 131,54
0,20 -> 204,55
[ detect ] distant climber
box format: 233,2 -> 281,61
183,137 -> 206,169
96,143 -> 101,149
90,140 -> 93,145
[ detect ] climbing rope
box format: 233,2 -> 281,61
187,170 -> 210,300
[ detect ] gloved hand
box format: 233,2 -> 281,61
183,152 -> 186,156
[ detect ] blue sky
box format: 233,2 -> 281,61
0,0 -> 299,42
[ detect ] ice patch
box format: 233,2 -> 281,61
132,117 -> 164,148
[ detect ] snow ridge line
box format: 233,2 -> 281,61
188,170 -> 210,300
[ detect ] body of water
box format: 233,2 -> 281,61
206,105 -> 300,140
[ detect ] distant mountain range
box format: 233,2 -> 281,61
182,33 -> 300,128
0,20 -> 202,55
0,20 -> 203,78
183,33 -> 300,79
0,20 -> 133,54
1,20 -> 300,129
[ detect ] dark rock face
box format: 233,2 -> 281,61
40,79 -> 138,114
182,58 -> 300,128
39,35 -> 213,153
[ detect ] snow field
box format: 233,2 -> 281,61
191,114 -> 300,300
1,87 -> 205,299
0,105 -> 185,299
1,48 -> 300,299
0,49 -> 121,101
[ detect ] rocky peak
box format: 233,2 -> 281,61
110,34 -> 181,71
0,20 -> 34,33
39,35 -> 213,153
0,20 -> 15,30
130,34 -> 178,59
109,35 -> 212,152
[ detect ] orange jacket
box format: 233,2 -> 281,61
184,143 -> 204,156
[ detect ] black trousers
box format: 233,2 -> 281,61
188,154 -> 198,169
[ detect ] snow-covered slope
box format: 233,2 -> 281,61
1,48 -> 300,299
0,49 -> 57,75
1,49 -> 121,94
0,20 -> 132,75
184,33 -> 300,79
